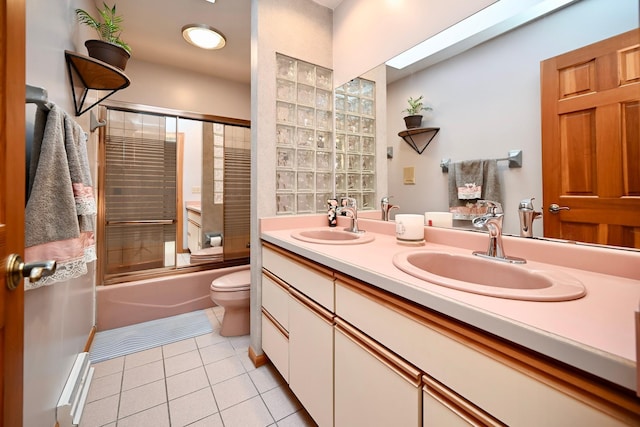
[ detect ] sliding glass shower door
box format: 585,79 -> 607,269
103,110 -> 178,275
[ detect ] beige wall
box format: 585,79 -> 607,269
332,0 -> 496,86
25,1 -> 96,426
109,58 -> 251,120
250,0 -> 333,354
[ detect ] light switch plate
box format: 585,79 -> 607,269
403,166 -> 415,185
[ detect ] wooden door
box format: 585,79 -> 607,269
541,29 -> 640,249
1,0 -> 26,425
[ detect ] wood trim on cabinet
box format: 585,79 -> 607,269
248,345 -> 268,368
262,268 -> 290,292
288,287 -> 335,324
261,307 -> 289,339
423,375 -> 505,427
335,273 -> 640,423
262,241 -> 334,278
335,318 -> 422,388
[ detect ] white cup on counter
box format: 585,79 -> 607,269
424,212 -> 453,228
395,214 -> 425,244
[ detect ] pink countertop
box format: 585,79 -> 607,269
185,201 -> 201,213
260,214 -> 640,392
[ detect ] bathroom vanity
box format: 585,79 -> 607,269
186,202 -> 202,253
260,215 -> 640,426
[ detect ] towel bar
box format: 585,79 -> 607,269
440,150 -> 522,173
26,84 -> 53,111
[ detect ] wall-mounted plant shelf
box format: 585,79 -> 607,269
64,50 -> 130,116
398,127 -> 440,154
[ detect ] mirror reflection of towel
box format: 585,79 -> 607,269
448,159 -> 501,219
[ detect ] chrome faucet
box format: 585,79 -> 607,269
381,196 -> 399,221
472,200 -> 526,264
518,197 -> 542,238
341,197 -> 364,234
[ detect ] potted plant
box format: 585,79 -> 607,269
75,2 -> 131,71
402,95 -> 432,129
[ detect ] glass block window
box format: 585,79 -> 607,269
276,53 -> 333,214
335,77 -> 376,210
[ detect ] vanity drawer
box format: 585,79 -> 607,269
261,311 -> 289,382
262,244 -> 334,311
186,209 -> 201,225
262,271 -> 289,331
335,277 -> 634,426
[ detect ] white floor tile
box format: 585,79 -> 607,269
195,331 -> 228,349
117,403 -> 170,427
261,385 -> 302,422
86,371 -> 122,403
249,363 -> 286,394
199,340 -> 237,365
118,379 -> 167,419
84,310 -> 314,427
164,349 -> 204,377
79,394 -> 119,427
186,412 -> 225,427
124,347 -> 163,370
169,387 -> 218,427
219,395 -> 274,427
275,409 -> 317,427
166,366 -> 210,400
163,337 -> 198,358
91,357 -> 124,379
121,359 -> 164,391
212,373 -> 259,410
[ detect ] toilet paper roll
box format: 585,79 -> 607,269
395,214 -> 425,242
424,212 -> 453,228
210,236 -> 222,247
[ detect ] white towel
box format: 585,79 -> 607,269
25,105 -> 96,290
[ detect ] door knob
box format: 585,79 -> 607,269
4,254 -> 56,290
548,203 -> 570,214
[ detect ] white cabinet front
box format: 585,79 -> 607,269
288,289 -> 334,427
334,321 -> 422,427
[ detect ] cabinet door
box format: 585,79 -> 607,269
261,312 -> 289,382
422,376 -> 504,427
187,220 -> 200,252
288,289 -> 334,427
334,320 -> 421,427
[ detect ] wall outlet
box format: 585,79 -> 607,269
403,167 -> 415,185
192,186 -> 201,194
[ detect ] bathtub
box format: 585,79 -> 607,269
96,265 -> 249,330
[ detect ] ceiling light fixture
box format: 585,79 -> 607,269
182,24 -> 226,50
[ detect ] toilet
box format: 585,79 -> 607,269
210,269 -> 251,337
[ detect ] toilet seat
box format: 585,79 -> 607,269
210,270 -> 250,292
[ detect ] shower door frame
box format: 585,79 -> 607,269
96,102 -> 250,286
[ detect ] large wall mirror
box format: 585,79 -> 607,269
98,103 -> 250,284
362,0 -> 638,250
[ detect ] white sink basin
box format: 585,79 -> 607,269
291,228 -> 375,245
392,250 -> 586,301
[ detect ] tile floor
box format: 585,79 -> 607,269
81,307 -> 316,427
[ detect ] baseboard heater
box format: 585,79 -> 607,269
56,352 -> 94,427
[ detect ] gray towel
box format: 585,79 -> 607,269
448,159 -> 502,219
25,104 -> 96,289
26,105 -> 79,247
